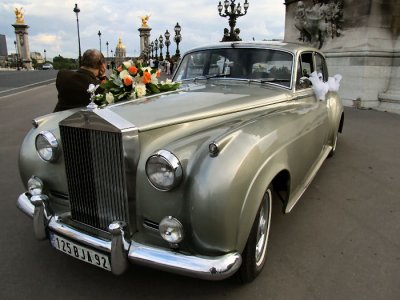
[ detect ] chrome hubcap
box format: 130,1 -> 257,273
255,189 -> 272,267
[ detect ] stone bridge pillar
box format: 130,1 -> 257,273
284,0 -> 400,114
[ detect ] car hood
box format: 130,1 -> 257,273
108,81 -> 291,131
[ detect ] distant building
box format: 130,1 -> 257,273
31,51 -> 44,64
115,37 -> 126,66
0,34 -> 8,67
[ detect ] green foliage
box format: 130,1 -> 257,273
53,55 -> 79,70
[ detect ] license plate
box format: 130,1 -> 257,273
49,232 -> 111,271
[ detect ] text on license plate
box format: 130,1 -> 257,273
49,232 -> 111,271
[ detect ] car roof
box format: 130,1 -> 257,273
183,41 -> 321,56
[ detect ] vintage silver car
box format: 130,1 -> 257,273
17,42 -> 344,282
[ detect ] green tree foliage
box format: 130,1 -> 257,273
53,55 -> 78,70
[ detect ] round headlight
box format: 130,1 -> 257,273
159,216 -> 184,244
35,131 -> 59,162
145,150 -> 182,191
28,176 -> 43,195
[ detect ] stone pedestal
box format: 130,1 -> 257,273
138,27 -> 151,57
284,0 -> 400,114
12,23 -> 33,70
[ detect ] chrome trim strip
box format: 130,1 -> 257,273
17,192 -> 242,280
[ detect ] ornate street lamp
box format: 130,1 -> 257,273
150,41 -> 154,59
98,30 -> 102,53
218,0 -> 249,41
164,30 -> 171,60
105,41 -> 109,68
158,35 -> 164,61
154,39 -> 159,60
44,49 -> 46,62
73,3 -> 82,66
14,40 -> 20,70
174,22 -> 182,59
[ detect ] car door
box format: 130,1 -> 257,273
288,51 -> 330,193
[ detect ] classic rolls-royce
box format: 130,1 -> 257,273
17,42 -> 344,282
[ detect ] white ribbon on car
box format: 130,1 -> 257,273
307,71 -> 342,101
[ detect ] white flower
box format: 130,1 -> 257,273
135,83 -> 147,97
119,70 -> 129,80
141,66 -> 152,73
105,92 -> 114,104
87,84 -> 99,93
151,72 -> 159,84
161,79 -> 173,85
123,60 -> 133,69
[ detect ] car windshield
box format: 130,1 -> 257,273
174,48 -> 293,88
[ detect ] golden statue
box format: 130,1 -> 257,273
15,7 -> 25,24
140,14 -> 150,28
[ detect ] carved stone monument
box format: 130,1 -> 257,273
12,7 -> 33,70
138,15 -> 151,57
284,0 -> 400,113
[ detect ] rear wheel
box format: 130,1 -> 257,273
238,187 -> 272,283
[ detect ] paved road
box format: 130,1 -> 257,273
1,84 -> 399,300
0,70 -> 58,96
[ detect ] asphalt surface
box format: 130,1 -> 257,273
0,80 -> 399,299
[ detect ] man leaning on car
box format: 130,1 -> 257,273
53,49 -> 106,112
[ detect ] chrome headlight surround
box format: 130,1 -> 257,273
145,150 -> 183,191
35,131 -> 60,162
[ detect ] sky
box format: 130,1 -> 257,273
0,0 -> 286,60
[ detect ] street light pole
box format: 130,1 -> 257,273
14,40 -> 20,70
174,22 -> 182,59
158,35 -> 164,61
98,30 -> 102,53
218,0 -> 249,41
164,30 -> 171,60
44,49 -> 46,62
154,39 -> 158,60
73,3 -> 82,67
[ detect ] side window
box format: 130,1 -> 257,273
315,53 -> 328,81
296,52 -> 314,89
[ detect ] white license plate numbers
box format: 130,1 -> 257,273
49,233 -> 111,271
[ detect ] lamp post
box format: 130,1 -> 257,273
73,3 -> 82,66
218,0 -> 249,41
174,22 -> 182,59
44,49 -> 47,62
98,30 -> 102,53
158,35 -> 164,61
154,39 -> 158,60
164,30 -> 171,60
14,40 -> 20,70
150,41 -> 154,59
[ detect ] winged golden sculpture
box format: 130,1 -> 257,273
15,7 -> 25,24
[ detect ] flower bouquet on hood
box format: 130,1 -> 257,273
92,59 -> 180,107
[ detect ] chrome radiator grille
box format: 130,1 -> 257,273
60,125 -> 129,231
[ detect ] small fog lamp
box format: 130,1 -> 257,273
28,176 -> 43,195
159,216 -> 184,244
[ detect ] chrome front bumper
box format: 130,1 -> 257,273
17,192 -> 242,280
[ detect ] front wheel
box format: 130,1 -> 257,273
238,187 -> 272,283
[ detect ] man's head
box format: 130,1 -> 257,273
81,49 -> 106,77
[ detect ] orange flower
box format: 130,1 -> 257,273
117,66 -> 123,72
128,66 -> 138,75
123,76 -> 133,86
156,70 -> 161,77
142,71 -> 152,84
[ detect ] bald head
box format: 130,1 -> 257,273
81,49 -> 105,69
